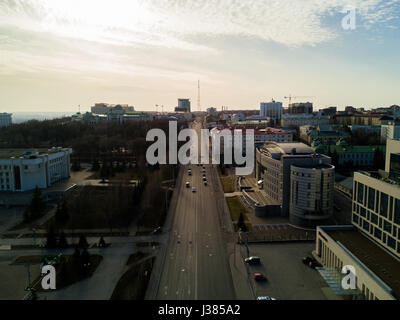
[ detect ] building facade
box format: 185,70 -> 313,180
0,113 -> 12,127
288,102 -> 313,114
281,114 -> 330,128
255,142 -> 333,227
175,99 -> 191,112
0,148 -> 72,192
381,122 -> 400,142
260,100 -> 283,123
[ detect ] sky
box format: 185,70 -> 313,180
0,0 -> 400,112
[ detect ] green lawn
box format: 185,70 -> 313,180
226,197 -> 248,222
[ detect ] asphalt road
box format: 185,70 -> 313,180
156,119 -> 235,300
156,163 -> 235,300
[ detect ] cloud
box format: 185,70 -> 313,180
1,0 -> 399,49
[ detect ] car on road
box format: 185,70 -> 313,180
152,227 -> 162,234
192,187 -> 197,193
302,256 -> 315,265
253,273 -> 267,281
188,170 -> 192,176
257,296 -> 276,301
186,182 -> 190,188
202,176 -> 207,181
245,256 -> 261,265
204,181 -> 207,186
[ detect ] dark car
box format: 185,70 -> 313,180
253,273 -> 267,281
152,227 -> 162,234
245,256 -> 261,265
302,256 -> 315,265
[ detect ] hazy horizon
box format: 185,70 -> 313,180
1,0 -> 400,113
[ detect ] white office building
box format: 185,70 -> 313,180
381,122 -> 400,143
313,139 -> 400,300
260,100 -> 283,123
0,113 -> 12,127
0,147 -> 72,192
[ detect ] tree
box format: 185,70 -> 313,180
98,236 -> 106,248
55,200 -> 69,224
91,159 -> 100,171
58,232 -> 68,248
24,187 -> 45,221
237,212 -> 247,232
78,234 -> 88,249
71,160 -> 81,171
46,225 -> 57,249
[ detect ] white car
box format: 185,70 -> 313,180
257,296 -> 276,301
186,182 -> 190,188
192,187 -> 197,193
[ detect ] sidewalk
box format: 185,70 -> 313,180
227,242 -> 254,300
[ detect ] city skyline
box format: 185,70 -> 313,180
1,0 -> 400,112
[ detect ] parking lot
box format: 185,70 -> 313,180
241,242 -> 328,300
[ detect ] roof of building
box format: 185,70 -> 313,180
313,144 -> 386,154
0,148 -> 70,159
260,142 -> 315,156
326,228 -> 400,299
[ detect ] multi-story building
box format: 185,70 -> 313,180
299,125 -> 350,145
288,102 -> 313,114
0,113 -> 12,127
381,122 -> 400,142
0,147 -> 72,192
210,127 -> 293,154
281,114 -> 330,128
312,139 -> 385,167
255,142 -> 334,227
175,99 -> 191,112
313,139 -> 400,300
91,103 -> 134,115
332,114 -> 394,126
260,100 -> 283,124
349,125 -> 382,136
319,107 -> 337,116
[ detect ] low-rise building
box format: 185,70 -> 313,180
299,125 -> 350,145
0,147 -> 72,192
312,139 -> 385,167
313,139 -> 400,300
281,114 -> 330,128
0,113 -> 12,127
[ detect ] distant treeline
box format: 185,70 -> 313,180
0,118 -> 187,165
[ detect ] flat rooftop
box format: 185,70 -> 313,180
0,148 -> 70,159
326,228 -> 400,299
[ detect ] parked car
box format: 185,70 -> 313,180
257,296 -> 276,301
188,171 -> 192,176
192,187 -> 197,193
203,176 -> 207,181
204,181 -> 207,186
152,227 -> 162,234
245,256 -> 261,265
253,273 -> 267,281
186,182 -> 190,188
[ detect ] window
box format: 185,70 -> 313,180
374,228 -> 382,240
363,220 -> 370,232
371,213 -> 378,225
357,182 -> 364,204
353,214 -> 359,224
384,221 -> 392,233
368,187 -> 375,210
394,199 -> 400,226
388,236 -> 396,250
380,193 -> 388,218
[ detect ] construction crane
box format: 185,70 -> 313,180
284,95 -> 314,106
